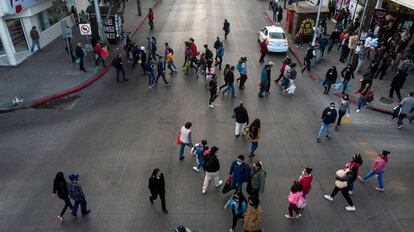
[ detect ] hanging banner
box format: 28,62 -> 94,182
0,0 -> 46,15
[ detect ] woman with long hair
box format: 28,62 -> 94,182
52,171 -> 73,221
248,119 -> 261,158
224,191 -> 247,232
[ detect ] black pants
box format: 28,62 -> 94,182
215,56 -> 223,69
95,55 -> 105,67
116,67 -> 126,81
359,80 -> 371,92
232,210 -> 243,229
59,197 -> 73,216
302,59 -> 311,72
397,113 -> 406,126
374,68 -> 387,79
225,31 -> 230,39
190,56 -> 199,69
141,62 -> 147,75
219,83 -> 228,91
265,77 -> 271,93
238,74 -> 247,88
389,86 -> 402,100
324,81 -> 333,94
151,191 -> 166,210
275,72 -> 283,83
342,80 -> 349,94
336,110 -> 346,127
209,91 -> 218,105
330,186 -> 353,206
78,57 -> 86,71
156,71 -> 168,84
259,52 -> 266,63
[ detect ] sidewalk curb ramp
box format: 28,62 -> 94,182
264,11 -> 393,115
0,1 -> 160,114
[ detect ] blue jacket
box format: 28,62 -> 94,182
260,68 -> 268,86
320,37 -> 328,49
68,181 -> 85,201
157,60 -> 164,72
237,62 -> 247,75
229,161 -> 250,185
75,46 -> 84,58
217,47 -> 224,57
225,196 -> 247,215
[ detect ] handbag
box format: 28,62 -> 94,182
242,126 -> 249,136
222,176 -> 234,194
295,192 -> 307,209
176,135 -> 181,145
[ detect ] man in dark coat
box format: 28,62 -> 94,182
112,53 -> 127,82
234,101 -> 249,137
389,71 -> 407,101
223,19 -> 230,39
148,168 -> 168,214
75,42 -> 86,72
68,173 -> 91,216
229,155 -> 251,192
316,102 -> 338,143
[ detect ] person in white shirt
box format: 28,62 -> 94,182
179,122 -> 193,160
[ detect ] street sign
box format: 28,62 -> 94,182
79,23 -> 92,35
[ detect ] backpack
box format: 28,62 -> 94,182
217,47 -> 224,57
168,47 -> 174,54
191,143 -> 202,156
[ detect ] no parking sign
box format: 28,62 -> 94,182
79,23 -> 92,36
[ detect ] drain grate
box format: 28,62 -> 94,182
379,96 -> 394,104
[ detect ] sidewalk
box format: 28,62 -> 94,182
265,9 -> 414,114
0,0 -> 156,112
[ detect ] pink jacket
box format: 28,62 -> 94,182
288,191 -> 303,204
372,157 -> 388,172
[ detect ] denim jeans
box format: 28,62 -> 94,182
258,84 -> 267,97
72,198 -> 87,216
251,141 -> 258,153
196,153 -> 204,169
179,142 -> 190,159
317,122 -> 331,139
224,83 -> 235,97
167,62 -> 176,72
147,72 -> 155,86
363,170 -> 384,189
358,97 -> 367,109
31,39 -> 40,52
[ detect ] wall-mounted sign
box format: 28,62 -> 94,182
300,18 -> 316,35
0,0 -> 46,15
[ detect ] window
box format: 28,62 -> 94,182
36,0 -> 68,31
269,32 -> 286,39
6,19 -> 28,52
0,38 -> 5,55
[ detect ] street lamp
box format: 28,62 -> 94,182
311,0 -> 323,47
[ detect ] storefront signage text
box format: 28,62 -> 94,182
300,18 -> 315,35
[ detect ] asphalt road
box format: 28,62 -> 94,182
0,0 -> 413,231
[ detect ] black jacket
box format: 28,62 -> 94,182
325,68 -> 337,83
225,70 -> 234,84
223,21 -> 230,32
203,154 -> 220,172
341,67 -> 354,81
148,174 -> 165,194
234,106 -> 249,124
321,107 -> 337,124
214,40 -> 221,50
75,46 -> 84,58
391,72 -> 407,88
205,48 -> 214,60
53,179 -> 69,199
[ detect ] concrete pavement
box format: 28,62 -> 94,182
0,0 -> 413,231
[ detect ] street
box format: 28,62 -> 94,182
0,0 -> 413,231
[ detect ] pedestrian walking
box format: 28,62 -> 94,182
295,28 -> 304,48
323,168 -> 356,212
155,57 -> 170,86
275,57 -> 290,85
213,37 -> 221,57
236,57 -> 248,89
354,45 -> 367,73
148,168 -> 168,214
358,64 -> 375,92
75,42 -> 86,72
202,146 -> 223,194
259,39 -> 268,63
301,46 -> 314,73
192,140 -> 208,172
259,65 -> 269,97
323,66 -> 337,94
298,168 -> 313,198
30,26 -> 41,52
229,155 -> 251,192
358,150 -> 390,192
339,35 -> 350,63
146,60 -> 156,88
94,43 -> 107,67
219,64 -> 231,91
223,19 -> 231,39
374,53 -> 391,80
243,195 -> 263,232
166,48 -> 177,75
214,43 -> 224,70
208,74 -> 219,108
320,36 -> 328,57
52,172 -> 73,222
224,191 -> 247,232
246,161 -> 266,197
285,181 -> 305,219
265,62 -> 273,95
316,103 -> 337,143
189,38 -> 199,70
335,94 -> 351,130
344,154 -> 363,194
233,101 -> 249,137
67,173 -> 91,216
283,63 -> 297,95
356,84 -> 373,113
277,6 -> 283,24
327,28 -> 340,53
396,92 -> 414,129
140,46 -> 147,75
178,122 -> 193,160
340,64 -> 354,94
223,66 -> 236,97
389,71 -> 407,101
148,8 -> 154,30
112,53 -> 127,83
272,3 -> 278,22
248,119 -> 261,157
204,44 -> 214,72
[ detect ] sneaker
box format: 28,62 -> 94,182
229,229 -> 235,232
148,85 -> 153,89
163,209 -> 169,214
57,215 -> 64,221
375,187 -> 384,192
166,83 -> 171,87
82,210 -> 91,216
216,180 -> 223,187
326,135 -> 331,139
348,190 -> 353,195
345,206 -> 356,212
202,189 -> 207,194
192,166 -> 200,172
398,125 -> 404,130
356,109 -> 360,112
357,176 -> 365,183
295,214 -> 302,219
284,214 -> 294,219
209,104 -> 215,108
316,138 -> 320,143
324,195 -> 333,202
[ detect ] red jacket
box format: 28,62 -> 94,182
190,42 -> 198,57
298,174 -> 313,196
148,11 -> 154,20
280,63 -> 287,74
260,40 -> 268,54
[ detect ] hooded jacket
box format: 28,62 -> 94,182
148,173 -> 165,194
249,168 -> 266,193
321,107 -> 337,124
243,204 -> 263,231
229,161 -> 250,185
203,153 -> 220,172
234,105 -> 249,124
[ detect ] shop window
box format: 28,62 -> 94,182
36,0 -> 68,31
6,19 -> 28,53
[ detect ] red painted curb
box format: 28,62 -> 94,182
30,1 -> 160,108
264,11 -> 392,115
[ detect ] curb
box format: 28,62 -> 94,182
2,0 -> 160,113
264,11 -> 393,115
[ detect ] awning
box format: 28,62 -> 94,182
390,0 -> 414,10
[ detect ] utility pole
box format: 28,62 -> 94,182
311,0 -> 323,46
347,0 -> 369,64
137,0 -> 142,16
93,0 -> 107,43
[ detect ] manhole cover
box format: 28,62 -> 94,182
379,96 -> 394,104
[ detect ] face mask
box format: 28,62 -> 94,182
237,161 -> 242,165
330,106 -> 335,109
302,170 -> 305,175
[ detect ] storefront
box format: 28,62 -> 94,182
0,0 -> 76,66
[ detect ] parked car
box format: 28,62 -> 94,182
258,26 -> 289,53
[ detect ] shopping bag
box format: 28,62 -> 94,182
176,135 -> 181,145
222,176 -> 234,194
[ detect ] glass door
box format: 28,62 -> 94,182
6,19 -> 28,53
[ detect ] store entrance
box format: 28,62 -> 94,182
6,19 -> 28,53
